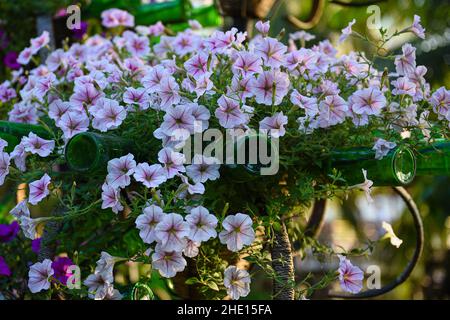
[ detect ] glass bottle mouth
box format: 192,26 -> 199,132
393,147 -> 416,184
65,133 -> 101,172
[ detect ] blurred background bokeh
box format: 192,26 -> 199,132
0,0 -> 449,299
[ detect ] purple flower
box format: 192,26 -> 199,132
255,20 -> 270,35
350,87 -> 386,115
31,238 -> 41,254
372,138 -> 397,160
28,259 -> 54,293
101,8 -> 134,28
158,147 -> 186,178
259,112 -> 288,138
136,205 -> 165,244
250,70 -> 290,106
101,183 -> 123,214
184,52 -> 209,80
30,31 -> 50,54
3,51 -> 20,70
317,95 -> 348,127
215,95 -> 247,129
51,257 -> 74,285
232,52 -> 263,77
28,173 -> 51,205
0,221 -> 19,243
394,43 -> 416,76
152,244 -> 187,278
72,21 -> 88,40
133,163 -> 167,188
410,15 -> 425,39
154,213 -> 190,252
254,37 -> 287,69
338,256 -> 364,294
106,154 -> 136,189
219,213 -> 255,252
0,151 -> 10,186
0,256 -> 11,277
339,19 -> 356,43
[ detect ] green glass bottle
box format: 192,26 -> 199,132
0,121 -> 52,151
415,140 -> 450,176
65,132 -> 136,173
135,0 -> 191,25
330,146 -> 416,186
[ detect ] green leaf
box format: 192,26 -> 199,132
185,277 -> 199,285
207,281 -> 219,291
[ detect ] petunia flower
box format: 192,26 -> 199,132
232,51 -> 263,77
429,87 -> 450,118
410,15 -> 425,39
349,169 -> 374,203
91,98 -> 127,132
183,239 -> 200,258
219,213 -> 255,252
290,90 -> 319,117
126,35 -> 150,57
350,87 -> 386,115
51,257 -> 74,285
224,266 -> 251,300
317,95 -> 348,127
186,154 -> 220,183
339,19 -> 356,43
101,183 -> 123,214
184,52 -> 209,80
9,200 -> 30,220
133,163 -> 167,188
185,206 -> 218,243
141,65 -> 169,93
158,76 -> 181,109
215,95 -> 247,129
0,221 -> 20,243
136,205 -> 166,244
101,8 -> 134,28
255,20 -> 270,35
152,244 -> 187,278
372,138 -> 396,160
0,151 -> 10,186
154,213 -> 190,252
177,174 -> 205,196
84,271 -> 113,300
106,154 -> 136,189
57,111 -> 89,140
381,221 -> 403,248
394,44 -> 416,76
28,259 -> 54,293
160,105 -> 195,136
22,132 -> 55,158
254,37 -> 287,68
250,70 -> 290,106
0,256 -> 11,277
30,31 -> 50,54
259,112 -> 288,138
158,148 -> 186,179
123,87 -> 150,110
48,99 -> 77,122
17,47 -> 33,65
70,83 -> 104,109
338,255 -> 364,294
28,173 -> 51,205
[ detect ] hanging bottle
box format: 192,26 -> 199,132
330,146 -> 416,186
415,140 -> 450,176
65,132 -> 136,173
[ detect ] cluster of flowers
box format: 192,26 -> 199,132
0,7 -> 448,299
